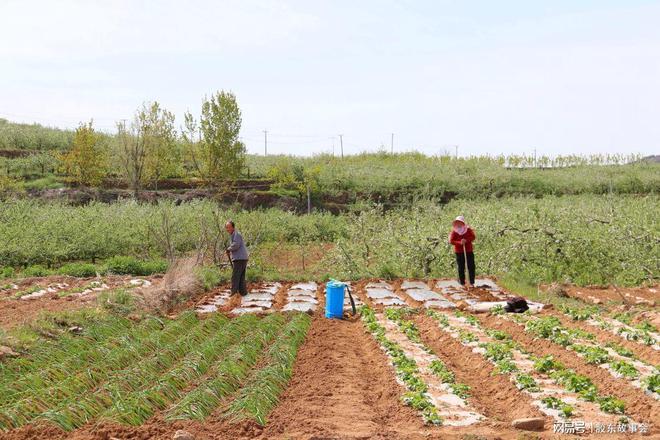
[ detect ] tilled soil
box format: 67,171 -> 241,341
547,284 -> 659,306
547,310 -> 660,366
259,316 -> 430,439
415,314 -> 547,425
0,275 -> 159,331
478,314 -> 660,432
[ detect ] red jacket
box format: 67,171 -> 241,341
448,228 -> 475,253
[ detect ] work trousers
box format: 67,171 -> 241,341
231,259 -> 248,295
455,252 -> 475,286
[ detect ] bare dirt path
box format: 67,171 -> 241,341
260,315 -> 430,439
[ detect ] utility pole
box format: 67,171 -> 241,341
339,134 -> 344,159
455,145 -> 459,159
533,148 -> 537,168
263,130 -> 268,156
391,133 -> 394,154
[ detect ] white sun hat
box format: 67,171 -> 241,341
453,215 -> 466,224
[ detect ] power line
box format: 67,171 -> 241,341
339,134 -> 344,159
263,130 -> 268,156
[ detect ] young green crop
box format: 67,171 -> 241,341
15,314 -> 225,430
450,383 -> 471,399
605,342 -> 634,358
225,313 -> 311,426
571,345 -> 610,365
362,306 -> 442,425
429,360 -> 455,384
493,359 -> 519,375
597,396 -> 626,414
642,373 -> 659,394
481,342 -> 515,362
533,355 -> 564,374
102,313 -> 274,426
485,329 -> 510,340
541,397 -> 574,418
426,309 -> 449,327
515,374 -> 540,392
609,360 -> 639,379
459,330 -> 478,344
560,305 -> 598,321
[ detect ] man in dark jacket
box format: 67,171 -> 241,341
225,220 -> 249,296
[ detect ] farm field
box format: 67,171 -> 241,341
0,274 -> 657,439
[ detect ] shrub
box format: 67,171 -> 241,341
195,265 -> 226,291
0,267 -> 15,279
104,256 -> 168,276
21,265 -> 52,277
57,262 -> 98,278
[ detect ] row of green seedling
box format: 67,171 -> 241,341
362,306 -> 442,425
517,314 -> 658,396
430,309 -> 582,417
33,313 -> 241,431
1,312 -> 198,411
164,314 -> 295,421
100,313 -> 289,426
560,306 -> 658,347
385,308 -> 474,402
225,312 -> 312,426
0,312 -> 208,430
0,312 -> 139,379
428,309 -> 630,418
0,314 -> 169,400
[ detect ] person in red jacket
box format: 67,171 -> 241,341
448,215 -> 476,288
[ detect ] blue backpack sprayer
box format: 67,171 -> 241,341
325,280 -> 356,319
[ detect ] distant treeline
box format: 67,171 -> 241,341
1,112 -> 659,201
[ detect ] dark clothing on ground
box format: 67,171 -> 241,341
455,252 -> 476,286
231,259 -> 248,296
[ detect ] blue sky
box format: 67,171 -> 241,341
1,0 -> 659,156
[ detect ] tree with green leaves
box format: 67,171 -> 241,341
267,159 -> 321,213
188,91 -> 245,184
116,101 -> 178,196
60,121 -> 106,186
142,103 -> 179,189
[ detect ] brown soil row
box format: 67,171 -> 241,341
477,314 -> 660,431
415,314 -> 547,425
546,310 -> 660,366
0,275 -> 160,331
545,284 -> 659,306
259,316 -> 430,439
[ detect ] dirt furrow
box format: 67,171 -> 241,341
415,314 -> 546,426
258,316 -> 429,439
479,314 -> 660,429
